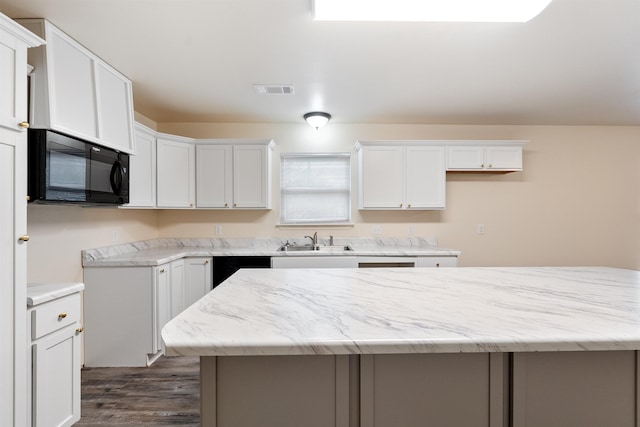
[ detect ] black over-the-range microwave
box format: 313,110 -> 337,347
28,129 -> 130,205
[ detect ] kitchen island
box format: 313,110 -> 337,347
162,266 -> 640,427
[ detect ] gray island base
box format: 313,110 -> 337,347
162,267 -> 640,427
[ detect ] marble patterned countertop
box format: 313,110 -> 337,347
27,282 -> 85,306
162,266 -> 640,356
82,237 -> 461,267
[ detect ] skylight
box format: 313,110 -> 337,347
312,0 -> 553,23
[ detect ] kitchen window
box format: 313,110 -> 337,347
280,153 -> 351,224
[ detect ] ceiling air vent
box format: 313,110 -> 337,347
253,84 -> 295,95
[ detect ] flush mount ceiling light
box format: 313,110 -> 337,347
304,112 -> 332,130
312,0 -> 553,22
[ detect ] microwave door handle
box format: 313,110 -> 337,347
110,161 -> 123,195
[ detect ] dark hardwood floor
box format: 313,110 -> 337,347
76,356 -> 200,426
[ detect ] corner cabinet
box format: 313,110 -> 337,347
156,134 -> 196,208
83,257 -> 213,367
17,19 -> 135,154
196,140 -> 275,209
356,141 -> 446,210
446,142 -> 525,172
126,123 -> 157,207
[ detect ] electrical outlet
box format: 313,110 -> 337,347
372,225 -> 383,235
408,224 -> 415,235
215,225 -> 222,235
112,230 -> 119,242
477,224 -> 485,235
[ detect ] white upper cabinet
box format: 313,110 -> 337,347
156,134 -> 196,208
446,143 -> 525,171
197,140 -> 274,209
233,143 -> 272,208
357,142 -> 446,210
126,123 -> 157,207
17,19 -> 135,154
196,144 -> 232,208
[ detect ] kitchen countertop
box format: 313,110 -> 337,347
82,237 -> 461,267
162,266 -> 640,356
27,282 -> 85,306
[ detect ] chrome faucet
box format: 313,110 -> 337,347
304,232 -> 318,247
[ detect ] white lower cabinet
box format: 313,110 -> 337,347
28,292 -> 82,427
84,258 -> 212,367
169,260 -> 185,319
271,256 -> 358,269
415,256 -> 458,268
185,257 -> 213,308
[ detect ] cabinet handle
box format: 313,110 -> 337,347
224,203 -> 228,207
18,235 -> 29,242
233,203 -> 237,207
18,121 -> 29,129
399,203 -> 403,208
408,204 -> 412,208
488,163 -> 492,168
480,163 -> 484,168
436,263 -> 440,267
75,327 -> 84,334
58,312 -> 67,320
160,268 -> 166,273
204,260 -> 209,264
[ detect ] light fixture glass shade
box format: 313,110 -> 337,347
304,112 -> 331,130
313,0 -> 553,22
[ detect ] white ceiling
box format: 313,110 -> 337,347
1,0 -> 639,125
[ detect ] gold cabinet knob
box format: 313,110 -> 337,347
233,203 -> 237,207
399,203 -> 403,208
480,164 -> 484,168
408,204 -> 412,208
159,268 -> 166,273
224,203 -> 228,207
18,235 -> 29,242
75,327 -> 84,334
58,313 -> 67,320
204,260 -> 209,264
436,263 -> 440,267
488,163 -> 492,168
18,121 -> 29,129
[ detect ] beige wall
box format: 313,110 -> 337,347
26,122 -> 640,283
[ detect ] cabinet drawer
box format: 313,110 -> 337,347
31,293 -> 81,340
415,257 -> 458,268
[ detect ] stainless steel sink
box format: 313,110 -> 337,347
277,244 -> 353,252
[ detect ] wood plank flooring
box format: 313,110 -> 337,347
76,356 -> 200,426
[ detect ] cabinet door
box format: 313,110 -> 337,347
0,29 -> 27,131
32,326 -> 81,427
170,260 -> 186,318
95,62 -> 134,153
405,146 -> 445,209
127,124 -> 156,207
46,26 -> 98,141
154,266 -> 171,354
0,19 -> 33,426
360,146 -> 404,209
196,144 -> 232,208
157,138 -> 195,207
233,145 -> 270,208
185,257 -> 213,308
446,146 -> 485,170
485,146 -> 522,170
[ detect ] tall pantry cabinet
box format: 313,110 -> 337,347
0,13 -> 44,427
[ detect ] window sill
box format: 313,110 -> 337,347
276,223 -> 355,229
